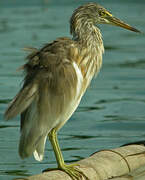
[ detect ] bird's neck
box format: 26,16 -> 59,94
70,19 -> 104,86
70,19 -> 104,53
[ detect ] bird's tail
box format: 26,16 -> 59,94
18,101 -> 48,161
4,83 -> 48,161
19,125 -> 47,161
33,136 -> 47,161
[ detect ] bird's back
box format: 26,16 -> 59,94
24,37 -> 79,97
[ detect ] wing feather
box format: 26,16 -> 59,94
4,83 -> 37,120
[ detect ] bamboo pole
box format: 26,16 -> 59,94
17,145 -> 145,180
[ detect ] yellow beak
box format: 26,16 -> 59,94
106,16 -> 140,33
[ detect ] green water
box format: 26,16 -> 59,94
0,0 -> 145,179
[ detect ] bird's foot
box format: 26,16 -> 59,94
43,163 -> 88,180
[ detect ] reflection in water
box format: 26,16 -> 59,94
25,24 -> 56,30
64,134 -> 96,140
104,45 -> 119,50
78,106 -> 105,112
0,125 -> 19,128
62,147 -> 81,151
0,99 -> 11,104
0,170 -> 29,176
95,98 -> 145,104
119,59 -> 145,68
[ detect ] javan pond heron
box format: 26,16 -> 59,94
5,2 -> 140,180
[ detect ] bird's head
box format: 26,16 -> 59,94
71,3 -> 140,33
95,4 -> 140,33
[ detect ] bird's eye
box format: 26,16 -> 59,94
99,10 -> 112,17
99,10 -> 107,17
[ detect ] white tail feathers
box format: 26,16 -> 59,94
33,135 -> 47,161
19,132 -> 47,161
33,150 -> 43,161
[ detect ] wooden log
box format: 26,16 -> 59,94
17,145 -> 145,180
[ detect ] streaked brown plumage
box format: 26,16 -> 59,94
4,2 -> 140,179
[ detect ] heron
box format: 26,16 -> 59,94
5,2 -> 140,180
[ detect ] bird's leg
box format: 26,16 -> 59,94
43,128 -> 88,180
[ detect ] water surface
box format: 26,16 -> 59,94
0,0 -> 145,179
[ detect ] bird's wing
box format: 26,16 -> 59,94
4,83 -> 37,120
4,37 -> 80,121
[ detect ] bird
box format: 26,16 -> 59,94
4,2 -> 140,180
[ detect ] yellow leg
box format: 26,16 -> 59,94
43,128 -> 88,180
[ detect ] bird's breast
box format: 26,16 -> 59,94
75,48 -> 103,94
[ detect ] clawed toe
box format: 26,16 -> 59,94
43,163 -> 88,180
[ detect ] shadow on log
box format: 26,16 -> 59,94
16,144 -> 145,180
